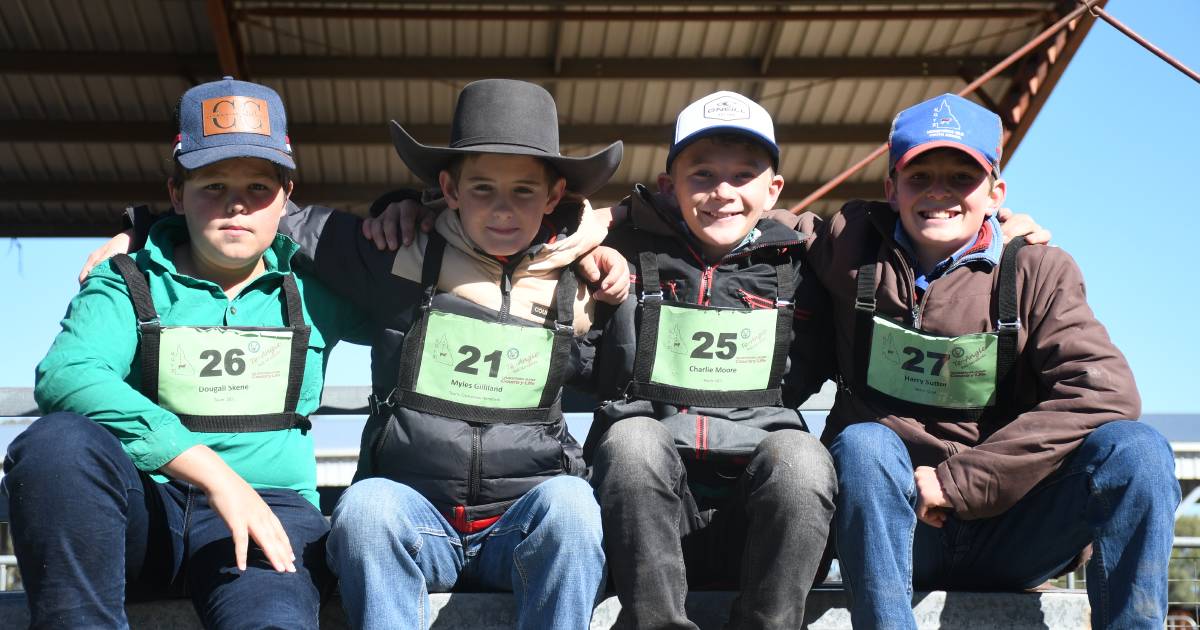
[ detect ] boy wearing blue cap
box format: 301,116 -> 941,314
800,94 -> 1178,628
4,78 -> 370,629
585,91 -> 836,629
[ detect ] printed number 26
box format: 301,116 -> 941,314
455,345 -> 502,378
199,349 -> 246,377
691,332 -> 737,360
901,347 -> 947,376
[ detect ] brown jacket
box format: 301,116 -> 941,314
798,201 -> 1140,520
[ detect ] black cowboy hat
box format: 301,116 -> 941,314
389,79 -> 623,198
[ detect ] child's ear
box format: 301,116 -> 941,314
281,181 -> 294,215
167,179 -> 185,215
763,173 -> 785,211
545,177 -> 566,215
986,178 -> 1007,216
883,175 -> 899,212
439,170 -> 460,209
656,172 -> 675,195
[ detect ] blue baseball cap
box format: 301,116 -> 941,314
174,77 -> 295,170
888,93 -> 1001,175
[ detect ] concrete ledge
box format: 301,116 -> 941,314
0,587 -> 1090,628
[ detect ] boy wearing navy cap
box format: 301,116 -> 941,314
800,93 -> 1178,628
5,78 -> 371,629
585,91 -> 836,629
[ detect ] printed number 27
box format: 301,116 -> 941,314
901,347 -> 947,376
691,332 -> 738,360
454,345 -> 502,378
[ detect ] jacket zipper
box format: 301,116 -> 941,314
698,265 -> 714,305
499,268 -> 513,322
468,426 -> 482,506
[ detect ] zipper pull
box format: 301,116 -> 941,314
501,271 -> 512,296
704,267 -> 713,303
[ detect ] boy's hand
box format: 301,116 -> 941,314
79,229 -> 135,283
161,445 -> 296,573
914,466 -> 952,528
362,199 -> 437,250
996,208 -> 1052,246
576,246 -> 630,305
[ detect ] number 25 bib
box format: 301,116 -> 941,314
629,250 -> 794,409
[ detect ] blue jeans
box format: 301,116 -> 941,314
830,420 -> 1179,630
3,412 -> 332,630
327,475 -> 605,630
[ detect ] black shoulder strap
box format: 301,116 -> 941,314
112,254 -> 162,403
280,273 -> 310,419
995,236 -> 1026,401
396,231 -> 447,395
632,229 -> 663,387
852,228 -> 885,391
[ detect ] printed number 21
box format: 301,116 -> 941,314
455,345 -> 502,378
199,349 -> 246,377
691,332 -> 737,360
901,347 -> 947,376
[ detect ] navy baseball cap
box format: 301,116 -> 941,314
888,93 -> 1002,175
174,77 -> 295,170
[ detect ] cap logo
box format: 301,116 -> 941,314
201,96 -> 272,137
926,98 -> 964,141
703,96 -> 750,121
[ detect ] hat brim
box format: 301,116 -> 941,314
389,121 -> 623,198
177,144 -> 296,171
893,141 -> 994,175
666,126 -> 780,172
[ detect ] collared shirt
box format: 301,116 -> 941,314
893,215 -> 1003,293
35,216 -> 371,507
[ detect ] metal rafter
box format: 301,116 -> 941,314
0,121 -> 890,145
0,52 -> 1010,81
206,0 -> 248,79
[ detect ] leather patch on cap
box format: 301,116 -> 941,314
201,96 -> 272,136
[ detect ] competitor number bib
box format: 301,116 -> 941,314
158,327 -> 294,416
650,304 -> 776,391
866,317 -> 998,409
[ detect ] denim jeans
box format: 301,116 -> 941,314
326,474 -> 605,630
591,417 -> 837,630
3,412 -> 332,630
830,420 -> 1179,630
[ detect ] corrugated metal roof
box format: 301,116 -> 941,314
1,0 -> 1094,235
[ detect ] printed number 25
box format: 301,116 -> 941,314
691,332 -> 737,360
901,347 -> 947,376
454,345 -> 502,378
199,349 -> 246,377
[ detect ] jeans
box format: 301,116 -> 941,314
326,474 -> 605,630
3,412 -> 332,630
830,420 -> 1179,630
591,417 -> 837,630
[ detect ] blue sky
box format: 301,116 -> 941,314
2,0 -> 1198,412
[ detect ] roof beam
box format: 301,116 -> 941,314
0,52 -> 1009,81
236,7 -> 1047,22
0,121 -> 890,146
2,180 -> 879,207
206,0 -> 248,79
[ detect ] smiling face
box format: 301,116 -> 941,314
440,154 -> 566,258
885,147 -> 1006,270
660,136 -> 784,261
168,157 -> 291,277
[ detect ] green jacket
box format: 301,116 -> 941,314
35,216 -> 371,507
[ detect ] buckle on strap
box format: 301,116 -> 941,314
368,388 -> 399,417
997,318 -> 1022,332
854,297 -> 875,312
136,316 -> 160,332
638,290 -> 663,304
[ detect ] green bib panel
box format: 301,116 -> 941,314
157,327 -> 295,416
413,311 -> 555,409
649,304 -> 777,392
865,317 -> 998,409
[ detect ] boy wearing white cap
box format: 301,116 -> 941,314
807,94 -> 1177,628
5,78 -> 371,628
585,91 -> 836,629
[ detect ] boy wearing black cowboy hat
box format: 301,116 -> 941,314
270,79 -> 624,630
